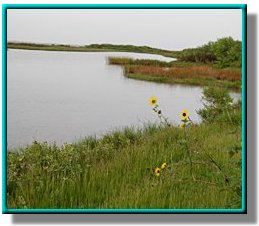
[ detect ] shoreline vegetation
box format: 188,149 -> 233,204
108,57 -> 241,91
7,38 -> 242,209
7,42 -> 180,58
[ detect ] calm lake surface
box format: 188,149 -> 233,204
7,50 -> 240,148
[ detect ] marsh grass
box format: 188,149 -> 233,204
108,57 -> 241,91
126,65 -> 241,81
8,118 -> 241,209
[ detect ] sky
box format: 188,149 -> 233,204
7,9 -> 242,50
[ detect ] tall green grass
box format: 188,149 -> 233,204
7,122 -> 241,209
7,87 -> 242,209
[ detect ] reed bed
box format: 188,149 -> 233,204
126,65 -> 241,82
108,57 -> 241,90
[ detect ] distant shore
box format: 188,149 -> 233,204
7,42 -> 180,58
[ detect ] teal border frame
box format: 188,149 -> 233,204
2,4 -> 247,214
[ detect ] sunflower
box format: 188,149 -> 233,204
161,163 -> 167,169
154,167 -> 161,176
180,109 -> 189,120
149,96 -> 158,106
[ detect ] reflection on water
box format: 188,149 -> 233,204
7,50 -> 240,148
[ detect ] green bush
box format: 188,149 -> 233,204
179,37 -> 242,68
198,86 -> 241,124
212,37 -> 242,68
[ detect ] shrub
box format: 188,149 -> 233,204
198,86 -> 241,124
179,37 -> 242,68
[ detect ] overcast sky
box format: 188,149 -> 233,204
7,9 -> 242,50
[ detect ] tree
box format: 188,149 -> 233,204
212,37 -> 242,68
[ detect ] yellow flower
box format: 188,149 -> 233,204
161,163 -> 167,169
149,96 -> 158,106
154,167 -> 161,176
180,109 -> 189,120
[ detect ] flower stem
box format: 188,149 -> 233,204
184,127 -> 194,180
204,151 -> 229,184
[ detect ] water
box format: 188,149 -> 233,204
7,49 -> 239,148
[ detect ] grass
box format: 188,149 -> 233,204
7,42 -> 180,58
8,102 -> 242,209
7,123 -> 242,209
108,57 -> 241,91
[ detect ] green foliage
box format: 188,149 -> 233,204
7,119 -> 241,209
212,37 -> 242,68
179,37 -> 242,68
180,41 -> 216,64
198,86 -> 241,125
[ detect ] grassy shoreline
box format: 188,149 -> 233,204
7,42 -> 180,58
126,73 -> 241,90
8,121 -> 241,209
108,57 -> 241,91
